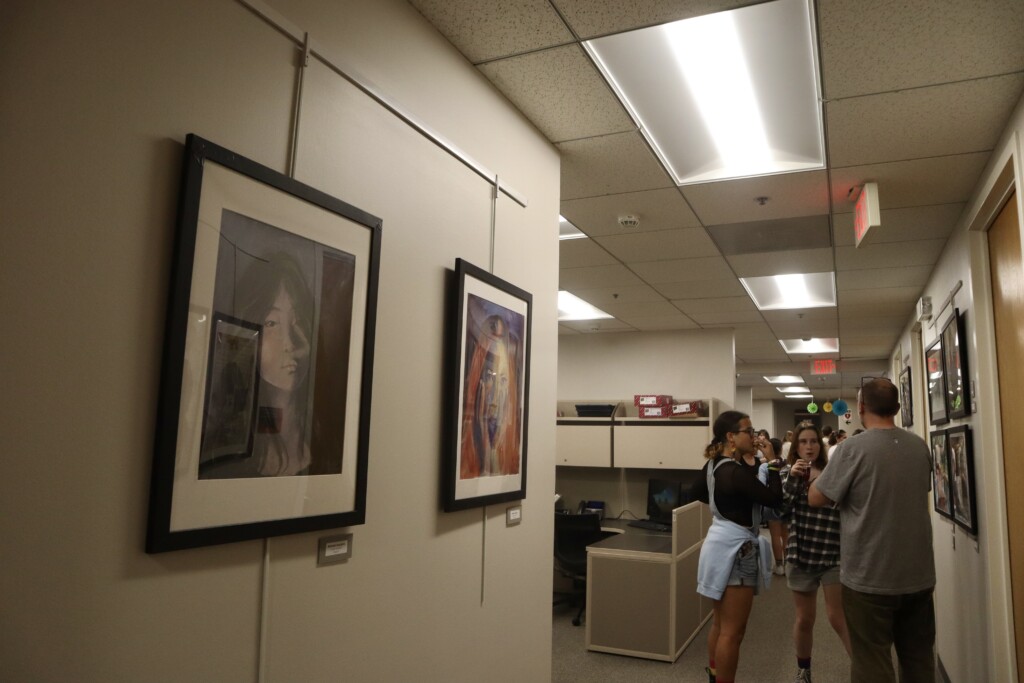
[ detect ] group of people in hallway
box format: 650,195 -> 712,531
695,378 -> 936,683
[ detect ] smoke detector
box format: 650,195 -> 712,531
618,214 -> 640,229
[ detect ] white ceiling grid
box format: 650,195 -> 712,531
407,0 -> 1024,400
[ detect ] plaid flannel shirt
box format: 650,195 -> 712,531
781,470 -> 841,569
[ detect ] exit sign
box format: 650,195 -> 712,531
811,359 -> 837,375
854,182 -> 880,247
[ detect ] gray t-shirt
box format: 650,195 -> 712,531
814,427 -> 936,595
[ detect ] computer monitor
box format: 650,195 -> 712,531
646,478 -> 681,524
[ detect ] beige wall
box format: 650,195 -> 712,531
891,90 -> 1024,683
0,1 -> 559,681
557,328 -> 736,407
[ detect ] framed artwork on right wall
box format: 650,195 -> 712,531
947,425 -> 977,534
926,338 -> 948,426
941,308 -> 971,419
899,366 -> 913,428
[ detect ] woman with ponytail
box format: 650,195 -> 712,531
695,410 -> 784,683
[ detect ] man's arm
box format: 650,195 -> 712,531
807,481 -> 834,508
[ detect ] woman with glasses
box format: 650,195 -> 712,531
695,410 -> 783,683
779,421 -> 851,683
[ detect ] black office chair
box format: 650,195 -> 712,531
553,512 -> 617,626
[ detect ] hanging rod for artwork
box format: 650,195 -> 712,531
930,279 -> 963,329
237,0 -> 529,208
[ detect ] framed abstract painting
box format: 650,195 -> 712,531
443,259 -> 532,512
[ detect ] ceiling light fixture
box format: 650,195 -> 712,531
764,375 -> 804,384
559,215 -> 587,240
740,271 -> 836,310
582,0 -> 825,186
777,386 -> 811,394
779,338 -> 840,354
558,291 -> 614,321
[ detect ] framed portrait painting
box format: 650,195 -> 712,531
146,134 -> 382,553
929,430 -> 952,519
947,425 -> 977,534
899,366 -> 913,428
926,338 -> 948,426
941,308 -> 971,419
443,259 -> 532,512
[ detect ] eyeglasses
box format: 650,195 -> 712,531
734,427 -> 756,436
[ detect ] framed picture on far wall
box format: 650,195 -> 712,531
930,429 -> 952,520
926,338 -> 948,426
947,425 -> 977,534
443,258 -> 532,512
941,308 -> 971,419
146,134 -> 382,553
899,366 -> 914,428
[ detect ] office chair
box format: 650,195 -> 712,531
553,512 -> 617,626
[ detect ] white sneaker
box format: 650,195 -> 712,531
774,563 -> 785,576
793,668 -> 812,683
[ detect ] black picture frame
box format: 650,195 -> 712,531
899,366 -> 914,428
146,134 -> 382,553
946,425 -> 977,534
941,308 -> 971,419
443,259 -> 532,512
930,429 -> 952,520
926,338 -> 948,426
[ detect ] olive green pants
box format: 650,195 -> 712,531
842,585 -> 936,683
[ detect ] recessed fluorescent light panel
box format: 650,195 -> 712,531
780,338 -> 839,354
583,0 -> 824,185
740,272 -> 836,311
764,375 -> 805,384
558,291 -> 613,321
559,215 -> 587,240
777,386 -> 811,394
786,394 -> 813,399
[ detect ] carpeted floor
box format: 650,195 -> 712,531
552,551 -> 852,683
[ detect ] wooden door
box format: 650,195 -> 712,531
989,191 -> 1023,680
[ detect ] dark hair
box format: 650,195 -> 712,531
704,410 -> 749,459
821,425 -> 833,437
861,378 -> 900,417
769,437 -> 783,455
788,421 -> 828,469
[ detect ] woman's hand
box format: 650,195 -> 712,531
790,458 -> 810,480
757,436 -> 778,462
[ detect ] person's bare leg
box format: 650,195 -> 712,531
822,582 -> 852,656
792,589 -> 817,658
714,586 -> 755,680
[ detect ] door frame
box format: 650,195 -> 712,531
966,134 -> 1022,683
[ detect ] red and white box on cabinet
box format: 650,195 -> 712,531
669,400 -> 709,418
638,404 -> 672,418
634,394 -> 673,407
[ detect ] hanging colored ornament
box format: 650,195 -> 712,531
833,399 -> 848,415
807,401 -> 818,414
823,401 -> 833,414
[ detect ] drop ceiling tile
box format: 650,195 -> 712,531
688,309 -> 766,325
703,321 -> 773,335
761,307 -> 838,324
827,74 -> 1024,168
840,286 -> 921,306
835,238 -> 946,271
833,204 -> 964,247
621,313 -> 701,330
558,132 -> 674,200
478,45 -> 635,142
559,263 -> 646,289
554,0 -> 753,38
682,170 -> 829,225
818,0 -> 1024,99
837,265 -> 933,291
841,343 -> 897,359
840,330 -> 905,345
567,284 -> 667,306
708,215 -> 832,256
830,153 -> 990,213
560,318 -> 635,333
674,296 -> 756,315
600,299 -> 683,319
561,188 -> 701,236
840,300 -> 916,319
631,256 -> 729,283
409,0 -> 573,62
727,247 -> 835,278
655,278 -> 747,299
767,320 -> 840,338
595,228 -> 720,263
837,313 -> 907,331
559,238 -> 618,268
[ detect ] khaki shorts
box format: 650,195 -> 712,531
786,563 -> 840,592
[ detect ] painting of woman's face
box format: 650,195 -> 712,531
260,284 -> 310,392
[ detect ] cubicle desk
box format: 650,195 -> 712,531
585,501 -> 713,662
